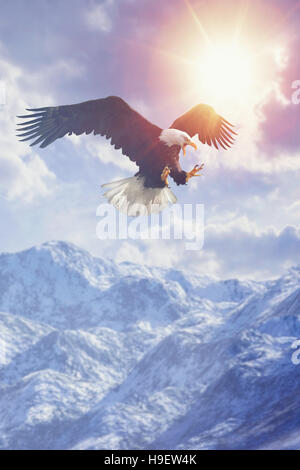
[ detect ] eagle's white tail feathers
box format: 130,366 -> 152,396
101,176 -> 177,216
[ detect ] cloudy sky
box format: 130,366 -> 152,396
0,0 -> 300,279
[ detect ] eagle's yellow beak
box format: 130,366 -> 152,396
182,140 -> 197,156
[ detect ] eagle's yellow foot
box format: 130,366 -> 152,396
186,163 -> 204,182
161,165 -> 171,187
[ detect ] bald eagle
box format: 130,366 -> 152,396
17,96 -> 237,216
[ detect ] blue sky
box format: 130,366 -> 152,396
0,0 -> 300,279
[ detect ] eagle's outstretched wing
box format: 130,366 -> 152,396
170,103 -> 237,150
17,96 -> 162,165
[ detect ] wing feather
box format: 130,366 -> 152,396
17,96 -> 161,167
170,103 -> 237,150
211,136 -> 219,150
219,130 -> 234,145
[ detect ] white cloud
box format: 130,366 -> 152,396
0,49 -> 56,202
115,241 -> 145,265
100,215 -> 300,281
85,2 -> 113,33
29,59 -> 84,87
0,153 -> 55,202
85,138 -> 138,172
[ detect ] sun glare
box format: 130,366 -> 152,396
194,43 -> 255,106
151,0 -> 285,119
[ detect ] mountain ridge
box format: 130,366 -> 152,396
0,240 -> 299,449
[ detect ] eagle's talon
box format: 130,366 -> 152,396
161,165 -> 171,187
186,163 -> 204,182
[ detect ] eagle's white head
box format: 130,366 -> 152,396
159,128 -> 197,155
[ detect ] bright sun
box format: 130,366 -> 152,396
158,1 -> 283,119
194,43 -> 255,106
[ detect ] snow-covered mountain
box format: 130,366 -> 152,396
0,241 -> 299,449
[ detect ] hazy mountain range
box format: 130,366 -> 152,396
0,241 -> 299,449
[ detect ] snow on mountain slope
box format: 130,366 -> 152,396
0,241 -> 260,330
0,241 -> 299,449
0,312 -> 53,368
